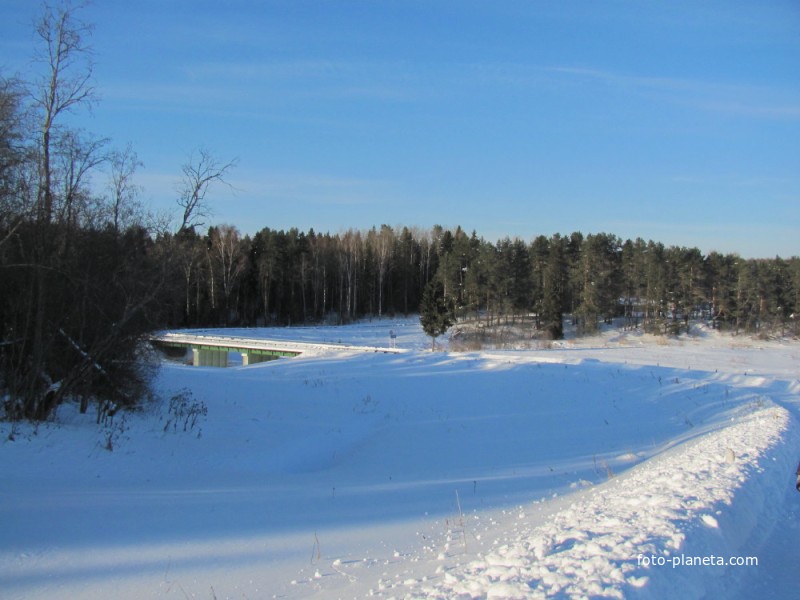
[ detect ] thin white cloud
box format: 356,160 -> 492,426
101,81 -> 241,107
101,58 -> 421,114
184,58 -> 420,101
472,62 -> 800,121
229,170 -> 397,207
185,59 -> 350,82
107,55 -> 800,124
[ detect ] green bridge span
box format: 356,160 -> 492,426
151,334 -> 302,367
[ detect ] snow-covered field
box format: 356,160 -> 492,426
1,319 -> 799,599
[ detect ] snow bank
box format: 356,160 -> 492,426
402,404 -> 799,599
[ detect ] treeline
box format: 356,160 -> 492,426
162,225 -> 800,340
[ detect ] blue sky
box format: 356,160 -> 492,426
1,1 -> 798,257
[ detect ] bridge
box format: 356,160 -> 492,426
150,332 -> 401,367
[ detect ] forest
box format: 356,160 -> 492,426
1,2 -> 799,421
158,224 -> 800,340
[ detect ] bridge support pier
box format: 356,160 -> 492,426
192,348 -> 229,367
241,352 -> 277,365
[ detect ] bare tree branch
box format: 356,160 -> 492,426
176,146 -> 237,232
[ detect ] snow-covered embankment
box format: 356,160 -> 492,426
405,402 -> 800,599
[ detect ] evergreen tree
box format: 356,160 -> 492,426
541,234 -> 566,339
419,280 -> 454,351
705,251 -> 739,328
529,235 -> 550,327
643,241 -> 668,330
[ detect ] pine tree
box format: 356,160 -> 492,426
419,280 -> 454,351
541,234 -> 566,339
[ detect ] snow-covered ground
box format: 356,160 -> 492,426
1,319 -> 798,599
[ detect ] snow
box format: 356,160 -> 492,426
1,319 -> 799,599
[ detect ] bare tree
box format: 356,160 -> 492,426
14,0 -> 97,419
176,147 -> 236,232
107,143 -> 143,234
0,75 -> 28,246
209,224 -> 247,324
31,0 -> 96,225
178,233 -> 205,324
53,127 -> 108,232
376,224 -> 394,317
337,229 -> 361,322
